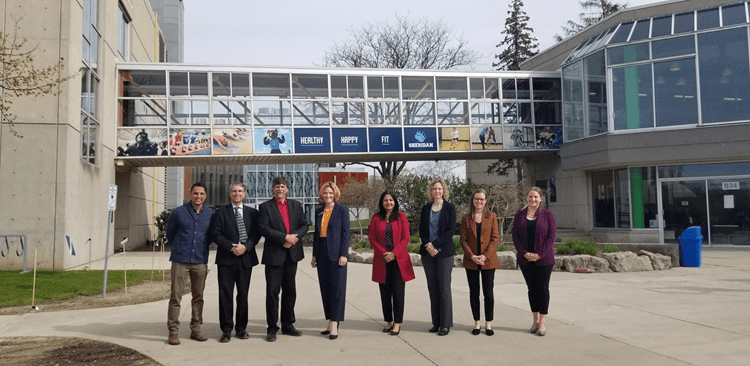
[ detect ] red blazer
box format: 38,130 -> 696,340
368,212 -> 415,284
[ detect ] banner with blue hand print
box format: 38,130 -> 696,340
403,127 -> 437,152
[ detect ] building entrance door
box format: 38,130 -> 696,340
707,178 -> 750,245
660,180 -> 707,244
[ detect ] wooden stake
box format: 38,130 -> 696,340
123,242 -> 128,295
31,249 -> 38,309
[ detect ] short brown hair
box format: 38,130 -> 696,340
318,181 -> 341,202
272,176 -> 289,188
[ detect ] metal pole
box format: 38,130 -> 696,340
102,210 -> 113,297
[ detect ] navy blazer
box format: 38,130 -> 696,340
418,201 -> 456,257
259,198 -> 308,265
312,203 -> 350,262
211,204 -> 261,268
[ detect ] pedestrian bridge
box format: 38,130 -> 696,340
115,64 -> 562,171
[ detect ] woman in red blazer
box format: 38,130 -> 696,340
512,187 -> 557,337
369,191 -> 415,335
460,188 -> 499,336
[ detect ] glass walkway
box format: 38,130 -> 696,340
115,64 -> 562,170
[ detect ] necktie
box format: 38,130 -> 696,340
235,207 -> 248,243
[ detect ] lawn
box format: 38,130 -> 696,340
0,270 -> 158,307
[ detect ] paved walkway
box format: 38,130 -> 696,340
1,247 -> 748,366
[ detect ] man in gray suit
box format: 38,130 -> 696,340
258,176 -> 308,342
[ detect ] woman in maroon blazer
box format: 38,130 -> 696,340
369,191 -> 415,335
512,187 -> 557,337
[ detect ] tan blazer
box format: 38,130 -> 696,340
460,211 -> 499,270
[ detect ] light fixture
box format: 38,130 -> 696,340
674,95 -> 684,98
638,93 -> 648,97
722,67 -> 733,76
669,62 -> 681,71
720,76 -> 730,84
611,74 -> 619,82
677,78 -> 686,85
656,77 -> 665,84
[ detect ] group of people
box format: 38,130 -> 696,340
165,176 -> 556,346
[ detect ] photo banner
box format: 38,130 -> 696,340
403,127 -> 437,152
368,128 -> 403,152
294,128 -> 331,153
332,128 -> 367,153
254,127 -> 293,154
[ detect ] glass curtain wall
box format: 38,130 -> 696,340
592,167 -> 657,229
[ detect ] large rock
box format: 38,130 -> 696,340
559,255 -> 612,273
602,251 -> 653,272
454,255 -> 464,268
639,250 -> 672,270
348,249 -> 374,264
410,253 -> 422,267
497,251 -> 517,269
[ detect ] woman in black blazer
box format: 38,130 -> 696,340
311,181 -> 349,340
419,178 -> 456,336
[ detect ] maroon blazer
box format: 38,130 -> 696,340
512,208 -> 557,266
368,212 -> 416,284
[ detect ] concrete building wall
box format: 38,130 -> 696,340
0,0 -> 161,270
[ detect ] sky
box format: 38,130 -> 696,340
184,0 -> 661,69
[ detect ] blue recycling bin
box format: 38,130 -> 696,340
678,226 -> 702,267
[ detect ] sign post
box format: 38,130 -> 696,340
102,185 -> 117,297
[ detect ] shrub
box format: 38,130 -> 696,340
410,234 -> 420,243
453,237 -> 463,254
557,239 -> 598,256
603,245 -> 620,253
497,245 -> 508,252
352,241 -> 370,250
407,244 -> 421,254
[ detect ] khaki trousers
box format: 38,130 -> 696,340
167,262 -> 207,333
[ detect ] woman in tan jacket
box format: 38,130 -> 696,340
460,188 -> 499,336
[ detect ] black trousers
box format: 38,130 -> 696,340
465,268 -> 495,321
217,262 -> 252,333
317,238 -> 347,322
379,261 -> 405,323
265,252 -> 298,332
519,264 -> 553,315
422,254 -> 454,328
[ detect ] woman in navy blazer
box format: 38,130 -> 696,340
512,187 -> 557,337
419,178 -> 456,336
311,181 -> 349,340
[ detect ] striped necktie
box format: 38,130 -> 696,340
235,206 -> 248,243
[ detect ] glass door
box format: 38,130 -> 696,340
661,180 -> 708,244
707,179 -> 750,245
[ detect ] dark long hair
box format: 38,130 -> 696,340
377,191 -> 400,223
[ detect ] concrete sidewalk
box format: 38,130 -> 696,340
1,247 -> 748,366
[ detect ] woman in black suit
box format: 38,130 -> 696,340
311,181 -> 349,340
419,178 -> 456,336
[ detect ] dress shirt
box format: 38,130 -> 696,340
275,197 -> 290,234
166,202 -> 214,264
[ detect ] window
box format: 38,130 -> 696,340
593,167 -> 658,229
81,0 -> 100,164
698,28 -> 750,123
117,2 -> 131,60
612,64 -> 654,130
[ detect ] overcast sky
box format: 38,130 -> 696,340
184,0 -> 660,69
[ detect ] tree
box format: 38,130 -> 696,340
555,0 -> 628,42
493,0 -> 539,71
338,176 -> 378,237
325,13 -> 480,186
410,160 -> 465,179
1,18 -> 75,138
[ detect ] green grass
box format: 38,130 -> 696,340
556,239 -> 598,256
0,270 -> 160,308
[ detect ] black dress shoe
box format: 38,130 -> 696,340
389,329 -> 400,336
281,327 -> 302,337
428,325 -> 439,333
237,331 -> 250,339
438,327 -> 450,336
320,329 -> 331,335
485,329 -> 495,336
266,331 -> 277,342
471,328 -> 480,335
219,333 -> 231,343
382,326 -> 393,333
329,334 -> 338,340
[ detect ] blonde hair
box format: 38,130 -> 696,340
527,186 -> 545,219
427,178 -> 450,202
318,181 -> 341,202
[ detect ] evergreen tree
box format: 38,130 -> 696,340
555,0 -> 628,42
493,0 -> 539,71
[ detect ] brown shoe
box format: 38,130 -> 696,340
190,331 -> 208,342
168,333 -> 180,345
